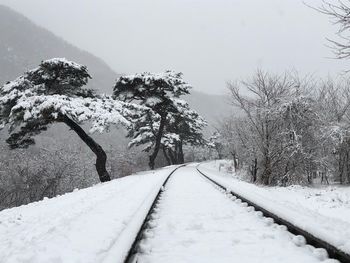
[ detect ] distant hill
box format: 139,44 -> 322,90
186,91 -> 233,133
0,5 -> 118,93
0,4 -> 232,131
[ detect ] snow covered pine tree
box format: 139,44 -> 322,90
0,58 -> 132,182
162,99 -> 207,165
113,71 -> 205,168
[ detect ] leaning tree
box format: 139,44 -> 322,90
0,58 -> 133,182
113,71 -> 192,169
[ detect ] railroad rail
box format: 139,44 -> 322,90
196,165 -> 350,263
123,165 -> 184,263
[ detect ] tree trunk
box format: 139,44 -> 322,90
231,151 -> 238,171
62,115 -> 111,182
168,148 -> 177,164
162,146 -> 171,165
216,144 -> 223,159
252,157 -> 258,182
261,156 -> 271,185
177,141 -> 184,164
149,113 -> 167,169
339,150 -> 345,184
347,147 -> 350,184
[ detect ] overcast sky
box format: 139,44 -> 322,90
1,0 -> 348,94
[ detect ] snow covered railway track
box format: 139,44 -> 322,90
123,165 -> 184,263
196,166 -> 350,263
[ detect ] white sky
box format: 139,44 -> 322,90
1,0 -> 349,94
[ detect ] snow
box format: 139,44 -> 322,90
115,71 -> 192,96
1,76 -> 28,93
136,166 -> 325,263
3,92 -> 150,135
40,58 -> 87,71
145,96 -> 162,107
2,163 -> 344,262
8,94 -> 133,132
199,161 -> 350,255
161,133 -> 180,147
0,166 -> 178,263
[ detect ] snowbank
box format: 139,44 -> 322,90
0,166 -> 177,263
199,161 -> 350,255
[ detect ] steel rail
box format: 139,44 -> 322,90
196,166 -> 350,263
123,165 -> 184,263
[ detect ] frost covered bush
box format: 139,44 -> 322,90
0,145 -> 90,210
0,131 -> 150,211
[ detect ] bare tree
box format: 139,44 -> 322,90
317,77 -> 350,183
227,70 -> 321,185
315,1 -> 350,60
228,70 -> 294,184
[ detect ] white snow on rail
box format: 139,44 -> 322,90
199,161 -> 350,256
0,166 -> 178,263
136,166 -> 326,263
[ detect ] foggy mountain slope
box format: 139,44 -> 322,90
186,91 -> 233,132
0,5 -> 232,131
0,5 -> 118,93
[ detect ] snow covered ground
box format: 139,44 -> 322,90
199,161 -> 350,255
0,166 -> 178,263
1,163 -> 344,263
136,166 -> 330,263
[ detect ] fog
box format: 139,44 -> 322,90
0,0 -> 348,94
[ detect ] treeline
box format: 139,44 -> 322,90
214,71 -> 350,185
